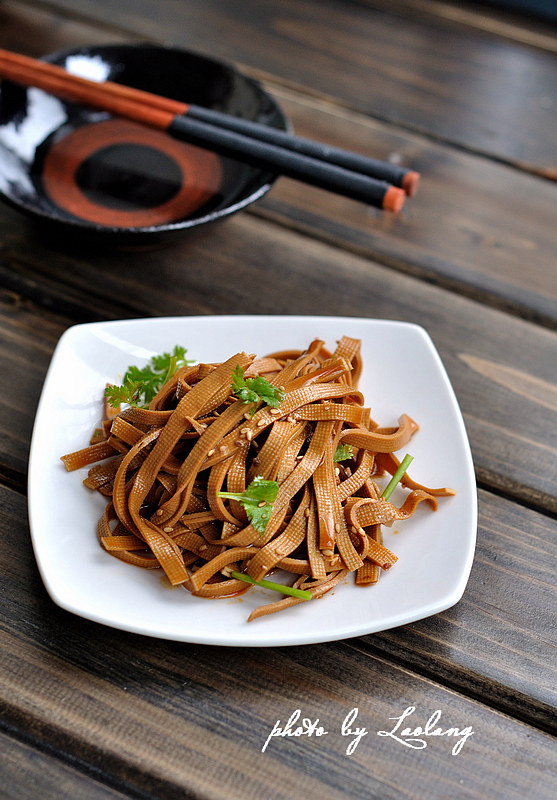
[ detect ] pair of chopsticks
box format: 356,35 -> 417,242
0,48 -> 419,212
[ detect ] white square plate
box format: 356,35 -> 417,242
28,316 -> 477,646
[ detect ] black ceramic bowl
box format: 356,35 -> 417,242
0,44 -> 288,246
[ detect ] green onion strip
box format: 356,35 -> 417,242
381,453 -> 414,500
230,571 -> 312,600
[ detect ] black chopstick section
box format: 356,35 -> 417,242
168,113 -> 405,211
187,104 -> 420,195
0,47 -> 412,211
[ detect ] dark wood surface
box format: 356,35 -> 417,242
0,1 -> 555,798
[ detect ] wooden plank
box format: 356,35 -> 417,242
359,488 -> 557,732
0,0 -> 131,55
0,730 -> 132,800
1,281 -> 556,727
1,3 -> 555,326
1,234 -> 555,728
1,3 -> 554,798
0,287 -> 80,483
0,484 -> 556,800
361,0 -> 557,52
29,0 -> 557,174
1,208 -> 556,512
255,86 -> 557,326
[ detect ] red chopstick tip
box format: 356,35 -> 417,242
383,186 -> 405,213
402,170 -> 420,196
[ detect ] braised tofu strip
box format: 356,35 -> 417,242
62,337 -> 454,620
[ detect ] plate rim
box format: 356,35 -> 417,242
28,314 -> 478,646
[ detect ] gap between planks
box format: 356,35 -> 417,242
0,718 -> 155,800
249,202 -> 557,333
353,0 -> 557,54
343,639 -> 557,737
7,0 -> 557,184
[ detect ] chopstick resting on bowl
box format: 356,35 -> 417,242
0,48 -> 419,212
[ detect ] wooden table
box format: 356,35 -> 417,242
1,1 -> 556,798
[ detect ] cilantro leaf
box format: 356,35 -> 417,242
105,346 -> 194,409
334,444 -> 354,462
231,366 -> 285,412
151,345 -> 188,373
217,476 -> 279,534
104,380 -> 143,408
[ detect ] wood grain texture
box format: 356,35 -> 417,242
0,287 -> 79,481
30,0 -> 557,174
1,273 -> 555,727
360,488 -> 557,731
0,485 -> 556,800
255,87 -> 557,327
1,208 -> 556,512
0,0 -> 131,56
2,2 -> 556,326
0,730 -> 132,800
359,0 -> 557,52
2,2 -> 555,327
0,1 -> 555,797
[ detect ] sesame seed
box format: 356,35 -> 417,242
304,508 -> 310,518
234,439 -> 243,447
270,408 -> 281,416
257,501 -> 267,508
207,448 -> 215,456
163,526 -> 174,533
334,522 -> 341,533
257,419 -> 266,428
219,445 -> 227,453
199,544 -> 208,551
322,549 -> 333,557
